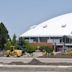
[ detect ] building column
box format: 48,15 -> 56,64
47,37 -> 51,43
29,37 -> 31,43
38,37 -> 40,43
53,42 -> 56,52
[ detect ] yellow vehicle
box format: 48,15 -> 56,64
5,46 -> 23,57
65,51 -> 72,56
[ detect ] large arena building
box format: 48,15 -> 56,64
20,13 -> 72,52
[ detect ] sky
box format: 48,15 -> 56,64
0,0 -> 72,38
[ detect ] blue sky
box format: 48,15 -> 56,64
0,0 -> 72,38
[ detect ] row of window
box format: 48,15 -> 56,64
25,37 -> 72,43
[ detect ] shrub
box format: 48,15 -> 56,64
39,46 -> 46,52
25,44 -> 37,54
39,46 -> 54,56
44,46 -> 54,53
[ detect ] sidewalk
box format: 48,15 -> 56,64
0,57 -> 72,65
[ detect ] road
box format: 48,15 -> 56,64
0,65 -> 72,72
0,57 -> 72,72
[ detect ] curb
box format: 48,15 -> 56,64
0,64 -> 72,68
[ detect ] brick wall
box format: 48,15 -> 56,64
30,42 -> 53,48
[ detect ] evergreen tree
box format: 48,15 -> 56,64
11,34 -> 17,46
18,37 -> 25,48
0,22 -> 9,50
5,34 -> 17,50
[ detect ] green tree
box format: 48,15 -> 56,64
18,37 -> 25,48
5,39 -> 12,50
0,22 -> 9,50
5,34 -> 17,50
11,34 -> 17,46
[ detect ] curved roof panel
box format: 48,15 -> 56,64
20,13 -> 72,37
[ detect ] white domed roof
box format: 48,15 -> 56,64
20,13 -> 72,37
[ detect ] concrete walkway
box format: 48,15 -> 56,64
0,57 -> 33,63
0,57 -> 72,63
36,58 -> 72,63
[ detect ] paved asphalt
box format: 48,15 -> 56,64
0,57 -> 72,72
0,65 -> 72,72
